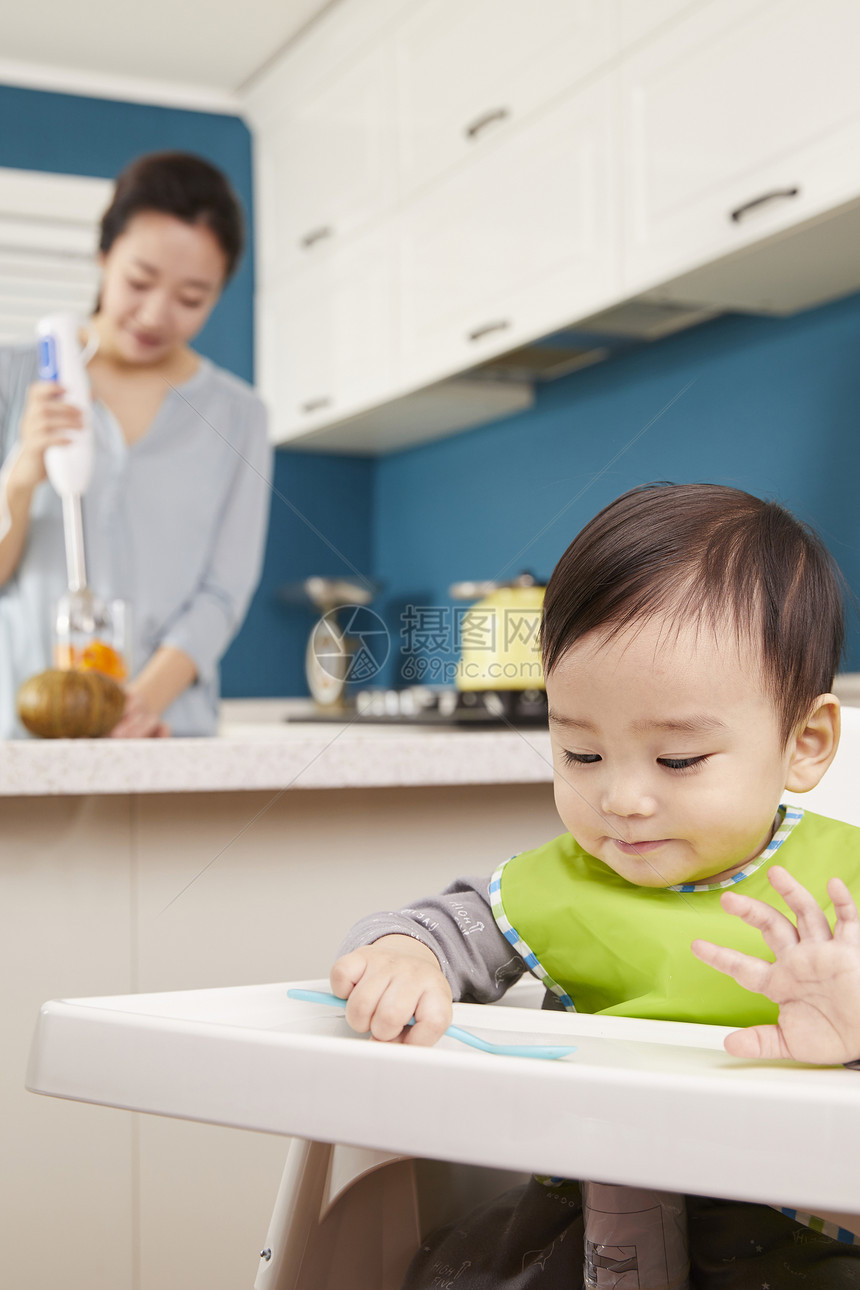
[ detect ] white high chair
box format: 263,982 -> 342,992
27,709 -> 860,1290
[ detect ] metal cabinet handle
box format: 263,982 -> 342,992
301,397 -> 332,414
300,225 -> 334,250
464,107 -> 510,141
468,320 -> 511,342
730,187 -> 800,223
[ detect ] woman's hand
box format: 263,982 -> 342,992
108,647 -> 197,738
330,934 -> 453,1046
109,690 -> 170,739
691,865 -> 860,1064
11,383 -> 83,492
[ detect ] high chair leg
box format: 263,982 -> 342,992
255,1139 -> 422,1290
255,1138 -> 334,1290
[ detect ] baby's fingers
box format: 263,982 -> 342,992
722,1023 -> 792,1061
330,948 -> 369,1002
767,866 -> 833,942
404,987 -> 453,1048
828,876 -> 860,946
719,886 -> 798,955
690,938 -> 772,994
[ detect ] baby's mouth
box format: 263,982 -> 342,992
612,838 -> 669,855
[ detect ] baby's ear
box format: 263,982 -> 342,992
784,695 -> 840,792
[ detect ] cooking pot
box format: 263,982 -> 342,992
449,572 -> 545,693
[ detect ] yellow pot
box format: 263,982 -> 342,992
454,578 -> 545,692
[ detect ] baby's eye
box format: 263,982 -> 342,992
560,751 -> 601,766
657,755 -> 711,772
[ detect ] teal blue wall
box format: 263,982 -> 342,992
0,83 -> 373,697
373,291 -> 860,685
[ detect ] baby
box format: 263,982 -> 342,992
332,483 -> 860,1288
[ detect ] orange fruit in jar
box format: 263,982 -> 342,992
54,639 -> 127,682
79,639 -> 128,682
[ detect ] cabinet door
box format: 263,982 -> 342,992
254,40 -> 397,285
246,0 -> 400,122
399,80 -> 621,391
617,0 -> 705,49
621,0 -> 860,296
395,0 -> 616,196
258,225 -> 396,445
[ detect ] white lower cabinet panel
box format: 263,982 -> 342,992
399,79 -> 621,391
1,796 -> 135,1290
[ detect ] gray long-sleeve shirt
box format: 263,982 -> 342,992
0,344 -> 272,737
339,875 -> 529,1003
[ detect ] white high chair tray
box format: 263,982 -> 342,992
27,977 -> 860,1215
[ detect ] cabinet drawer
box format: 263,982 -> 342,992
399,80 -> 621,391
395,0 -> 616,197
254,39 -> 397,284
621,0 -> 860,295
258,226 -> 397,445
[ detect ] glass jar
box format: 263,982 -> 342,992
53,591 -> 131,684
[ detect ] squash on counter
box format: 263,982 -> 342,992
17,668 -> 126,739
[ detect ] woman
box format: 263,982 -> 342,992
0,152 -> 272,737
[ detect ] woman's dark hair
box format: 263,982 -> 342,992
99,151 -> 244,281
541,483 -> 845,744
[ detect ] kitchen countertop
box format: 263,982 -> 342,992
0,699 -> 553,797
3,676 -> 858,799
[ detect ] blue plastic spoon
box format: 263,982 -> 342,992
287,988 -> 576,1060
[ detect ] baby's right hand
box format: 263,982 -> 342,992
330,934 -> 453,1047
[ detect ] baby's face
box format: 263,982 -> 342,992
545,615 -> 797,887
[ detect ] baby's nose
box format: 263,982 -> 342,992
599,776 -> 656,820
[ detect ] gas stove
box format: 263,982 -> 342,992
286,687 -> 548,727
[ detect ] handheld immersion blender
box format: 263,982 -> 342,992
35,313 -> 111,667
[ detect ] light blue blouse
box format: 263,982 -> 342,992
0,344 -> 272,738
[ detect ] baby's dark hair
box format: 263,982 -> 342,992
99,151 -> 244,281
541,483 -> 844,744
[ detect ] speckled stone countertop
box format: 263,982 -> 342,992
0,699 -> 554,797
4,678 -> 858,799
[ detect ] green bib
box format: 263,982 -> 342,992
490,808 -> 860,1027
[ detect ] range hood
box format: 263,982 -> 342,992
288,297 -> 721,454
467,298 -> 720,386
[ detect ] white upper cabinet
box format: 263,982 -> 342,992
620,0 -> 860,297
257,223 -> 397,444
247,0 -> 860,452
395,0 -> 617,196
252,40 -> 397,283
617,0 -> 704,50
399,78 -> 621,390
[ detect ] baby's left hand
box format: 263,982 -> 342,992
691,865 -> 860,1064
